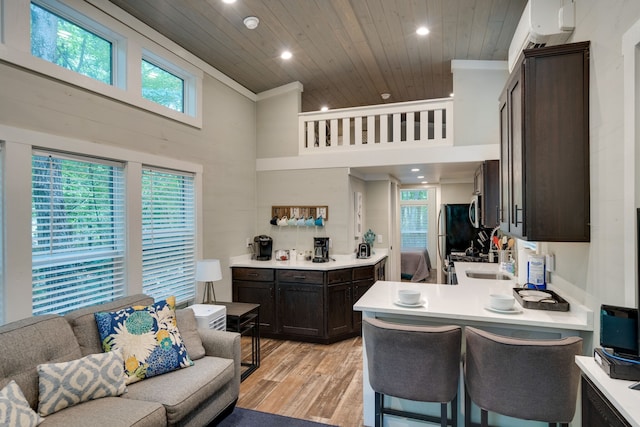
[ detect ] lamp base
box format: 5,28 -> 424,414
202,281 -> 217,304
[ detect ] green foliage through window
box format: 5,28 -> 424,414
141,59 -> 184,112
30,2 -> 112,84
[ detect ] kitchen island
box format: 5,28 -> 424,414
354,261 -> 594,427
230,251 -> 387,343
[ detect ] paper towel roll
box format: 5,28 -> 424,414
517,247 -> 533,286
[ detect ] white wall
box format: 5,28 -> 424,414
0,62 -> 257,311
256,83 -> 302,159
451,60 -> 509,147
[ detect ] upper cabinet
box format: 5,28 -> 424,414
475,160 -> 500,228
499,41 -> 590,242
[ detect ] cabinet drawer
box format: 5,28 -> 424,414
353,265 -> 374,281
232,267 -> 274,282
328,268 -> 352,284
277,269 -> 324,284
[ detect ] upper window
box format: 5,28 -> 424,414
142,59 -> 184,112
142,168 -> 196,304
31,151 -> 125,315
30,2 -> 113,85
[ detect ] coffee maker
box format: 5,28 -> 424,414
312,237 -> 330,263
253,235 -> 273,260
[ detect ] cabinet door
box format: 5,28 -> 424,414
352,278 -> 375,332
499,98 -> 510,231
508,76 -> 524,238
481,160 -> 500,228
581,376 -> 631,427
233,280 -> 276,334
327,282 -> 352,337
278,282 -> 323,337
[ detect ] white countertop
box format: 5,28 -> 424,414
353,261 -> 593,332
576,356 -> 640,426
229,250 -> 388,271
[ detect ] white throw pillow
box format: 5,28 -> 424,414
0,380 -> 43,426
37,348 -> 126,416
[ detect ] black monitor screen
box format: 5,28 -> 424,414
600,305 -> 639,356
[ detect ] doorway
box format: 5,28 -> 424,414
399,187 -> 437,282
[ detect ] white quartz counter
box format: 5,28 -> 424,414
354,261 -> 593,335
576,356 -> 640,426
229,250 -> 387,271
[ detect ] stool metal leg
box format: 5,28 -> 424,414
374,392 -> 383,427
480,408 -> 488,427
464,388 -> 471,427
440,403 -> 447,427
451,394 -> 458,427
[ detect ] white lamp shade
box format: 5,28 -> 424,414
195,259 -> 222,282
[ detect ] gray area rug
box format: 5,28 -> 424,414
216,408 -> 338,427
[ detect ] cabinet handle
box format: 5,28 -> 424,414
293,275 -> 306,280
497,206 -> 502,223
514,204 -> 523,225
248,273 -> 258,277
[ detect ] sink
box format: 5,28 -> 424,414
465,271 -> 511,280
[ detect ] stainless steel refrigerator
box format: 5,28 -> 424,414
437,204 -> 475,283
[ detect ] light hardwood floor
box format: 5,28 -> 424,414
237,336 -> 364,427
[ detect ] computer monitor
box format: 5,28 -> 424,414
600,305 -> 639,357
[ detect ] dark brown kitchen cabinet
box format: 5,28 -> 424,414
231,257 -> 386,344
231,268 -> 276,333
499,41 -> 590,242
582,376 -> 631,427
475,160 -> 500,228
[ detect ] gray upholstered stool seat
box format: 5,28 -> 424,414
463,326 -> 583,427
363,318 -> 462,427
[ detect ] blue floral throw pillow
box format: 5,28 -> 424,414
94,296 -> 193,384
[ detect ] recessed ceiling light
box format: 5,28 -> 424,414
417,26 -> 429,36
417,175 -> 424,179
222,0 -> 236,4
243,16 -> 259,30
411,168 -> 420,172
421,181 -> 428,184
281,50 -> 292,60
321,106 -> 329,112
381,93 -> 391,100
449,93 -> 454,97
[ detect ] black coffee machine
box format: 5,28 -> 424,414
253,235 -> 273,260
313,237 -> 330,263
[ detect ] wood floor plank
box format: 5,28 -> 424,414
237,337 -> 364,426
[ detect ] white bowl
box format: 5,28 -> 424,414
488,294 -> 515,311
398,289 -> 421,305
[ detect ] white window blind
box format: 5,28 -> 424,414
400,190 -> 429,250
142,167 -> 196,304
31,151 -> 125,315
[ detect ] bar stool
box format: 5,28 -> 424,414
463,326 -> 583,427
363,318 -> 461,427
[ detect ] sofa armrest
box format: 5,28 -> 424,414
198,328 -> 240,362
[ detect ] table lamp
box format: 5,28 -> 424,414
195,259 -> 222,304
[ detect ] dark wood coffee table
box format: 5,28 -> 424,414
214,302 -> 260,381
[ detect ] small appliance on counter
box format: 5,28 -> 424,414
594,305 -> 640,380
313,237 -> 330,263
357,242 -> 371,259
252,235 -> 273,260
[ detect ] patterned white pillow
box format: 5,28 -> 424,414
37,348 -> 126,416
0,380 -> 43,427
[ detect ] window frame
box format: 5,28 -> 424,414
0,0 -> 203,127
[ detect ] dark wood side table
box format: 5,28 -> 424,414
215,301 -> 260,381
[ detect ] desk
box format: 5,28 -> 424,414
215,302 -> 260,381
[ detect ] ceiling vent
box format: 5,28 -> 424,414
508,0 -> 575,72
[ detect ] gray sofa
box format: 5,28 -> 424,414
0,294 -> 241,427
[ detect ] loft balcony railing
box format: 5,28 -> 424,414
298,98 -> 453,154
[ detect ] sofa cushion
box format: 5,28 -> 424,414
123,356 -> 234,425
0,315 -> 82,410
0,380 -> 43,426
95,296 -> 193,384
37,349 -> 126,416
176,308 -> 205,360
64,294 -> 154,357
38,396 -> 166,427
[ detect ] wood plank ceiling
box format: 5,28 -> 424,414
108,0 -> 527,112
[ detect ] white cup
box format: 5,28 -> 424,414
398,289 -> 421,305
489,294 -> 515,310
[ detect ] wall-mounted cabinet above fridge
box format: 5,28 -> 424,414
499,41 -> 590,242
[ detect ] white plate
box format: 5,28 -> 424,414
518,290 -> 551,298
484,305 -> 522,314
394,299 -> 426,308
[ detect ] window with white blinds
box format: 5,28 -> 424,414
400,189 -> 429,250
31,151 -> 125,315
142,168 -> 196,304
